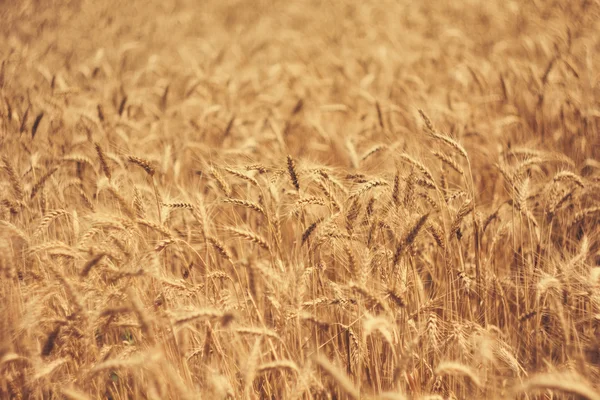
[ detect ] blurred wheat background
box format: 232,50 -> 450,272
1,0 -> 600,399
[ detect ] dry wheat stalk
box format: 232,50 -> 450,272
2,156 -> 23,200
314,355 -> 360,399
257,360 -> 300,374
435,361 -> 482,388
224,167 -> 259,186
223,198 -> 265,216
287,155 -> 300,191
302,218 -> 323,245
515,373 -> 600,400
207,236 -> 233,261
2,3 -> 599,399
31,166 -> 58,199
227,227 -> 271,251
432,151 -> 464,175
349,179 -> 389,199
244,337 -> 262,400
95,143 -> 112,180
210,167 -> 232,197
127,155 -> 156,176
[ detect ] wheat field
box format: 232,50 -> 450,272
1,0 -> 600,399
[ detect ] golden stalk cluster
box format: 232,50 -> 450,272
1,0 -> 600,399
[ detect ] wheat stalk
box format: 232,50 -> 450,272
314,355 -> 360,399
